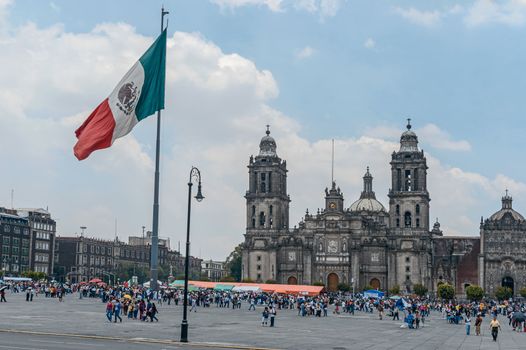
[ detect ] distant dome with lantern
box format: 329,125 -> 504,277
349,167 -> 387,213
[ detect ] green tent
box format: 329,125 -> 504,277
214,284 -> 234,291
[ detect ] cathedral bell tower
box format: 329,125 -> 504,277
245,126 -> 290,231
242,126 -> 290,282
388,119 -> 432,291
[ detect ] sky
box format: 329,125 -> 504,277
1,0 -> 526,260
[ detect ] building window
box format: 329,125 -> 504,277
3,225 -> 10,232
396,218 -> 400,227
257,273 -> 262,280
252,218 -> 256,228
416,218 -> 420,227
259,212 -> 265,227
257,255 -> 261,261
396,204 -> 400,215
252,205 -> 256,216
416,204 -> 420,215
257,265 -> 261,271
269,205 -> 273,216
260,173 -> 266,193
13,227 -> 20,234
405,257 -> 410,263
405,169 -> 412,191
406,275 -> 410,281
3,237 -> 9,245
405,266 -> 410,272
404,212 -> 412,227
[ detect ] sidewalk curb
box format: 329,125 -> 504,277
0,328 -> 278,350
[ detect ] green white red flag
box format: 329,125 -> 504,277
74,30 -> 167,160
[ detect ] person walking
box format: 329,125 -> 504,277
489,316 -> 501,342
105,300 -> 114,322
261,307 -> 269,326
393,307 -> 400,321
270,306 -> 276,327
464,313 -> 472,335
149,302 -> 159,322
114,299 -> 122,323
249,298 -> 256,311
475,313 -> 482,336
0,288 -> 7,302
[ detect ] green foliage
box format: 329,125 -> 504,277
224,244 -> 242,282
199,274 -> 211,281
413,283 -> 428,297
114,262 -> 148,284
437,283 -> 455,300
520,287 -> 526,298
220,276 -> 236,282
21,270 -> 46,280
337,283 -> 351,292
312,281 -> 325,286
241,278 -> 254,283
389,284 -> 400,295
265,279 -> 278,284
465,285 -> 484,301
495,286 -> 513,301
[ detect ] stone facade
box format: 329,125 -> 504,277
242,122 -> 526,296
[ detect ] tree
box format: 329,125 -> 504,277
21,270 -> 46,280
242,278 -> 254,283
495,286 -> 513,301
413,283 -> 428,297
520,287 -> 526,298
465,285 -> 484,301
224,244 -> 242,282
437,283 -> 455,300
389,285 -> 401,295
337,283 -> 351,292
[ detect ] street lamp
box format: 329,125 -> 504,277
180,166 -> 204,343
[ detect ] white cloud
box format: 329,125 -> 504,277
394,7 -> 442,27
49,2 -> 60,12
296,45 -> 315,59
418,124 -> 471,151
464,0 -> 526,27
212,0 -> 344,19
364,37 -> 375,49
211,0 -> 283,12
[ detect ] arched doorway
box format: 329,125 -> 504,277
327,273 -> 339,292
502,276 -> 514,294
287,276 -> 298,285
370,278 -> 381,290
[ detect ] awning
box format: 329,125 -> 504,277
214,284 -> 234,291
232,286 -> 261,292
363,290 -> 384,298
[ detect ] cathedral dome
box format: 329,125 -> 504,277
349,167 -> 387,213
349,198 -> 386,213
400,119 -> 419,152
259,126 -> 277,157
489,192 -> 524,222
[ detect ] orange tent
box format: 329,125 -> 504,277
184,280 -> 324,296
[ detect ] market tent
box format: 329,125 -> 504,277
214,284 -> 234,291
143,280 -> 163,288
88,278 -> 102,283
232,286 -> 261,293
363,290 -> 384,299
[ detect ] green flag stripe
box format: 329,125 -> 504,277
136,29 -> 167,121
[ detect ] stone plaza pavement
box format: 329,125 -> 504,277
0,293 -> 525,350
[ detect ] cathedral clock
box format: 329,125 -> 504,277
329,202 -> 337,209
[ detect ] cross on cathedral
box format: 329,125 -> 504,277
266,124 -> 270,135
407,118 -> 412,130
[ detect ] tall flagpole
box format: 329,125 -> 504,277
150,6 -> 169,291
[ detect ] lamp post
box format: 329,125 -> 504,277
180,166 -> 204,343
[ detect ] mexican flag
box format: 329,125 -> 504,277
73,30 -> 167,160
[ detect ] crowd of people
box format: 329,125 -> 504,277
1,278 -> 526,343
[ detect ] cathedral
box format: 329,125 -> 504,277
241,122 -> 526,297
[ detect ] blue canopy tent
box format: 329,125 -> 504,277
363,289 -> 384,299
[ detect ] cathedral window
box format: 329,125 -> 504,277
396,169 -> 402,191
268,172 -> 272,192
405,170 -> 412,191
396,205 -> 400,215
404,212 -> 412,227
396,218 -> 400,228
269,218 -> 273,228
405,257 -> 410,263
259,212 -> 265,227
405,266 -> 410,272
257,264 -> 261,270
414,168 -> 419,190
416,204 -> 420,215
252,219 -> 255,228
416,218 -> 420,228
260,173 -> 266,193
252,205 -> 256,216
257,255 -> 261,261
269,205 -> 273,215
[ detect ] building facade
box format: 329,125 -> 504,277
242,123 -> 526,297
201,259 -> 227,281
0,208 -> 31,275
